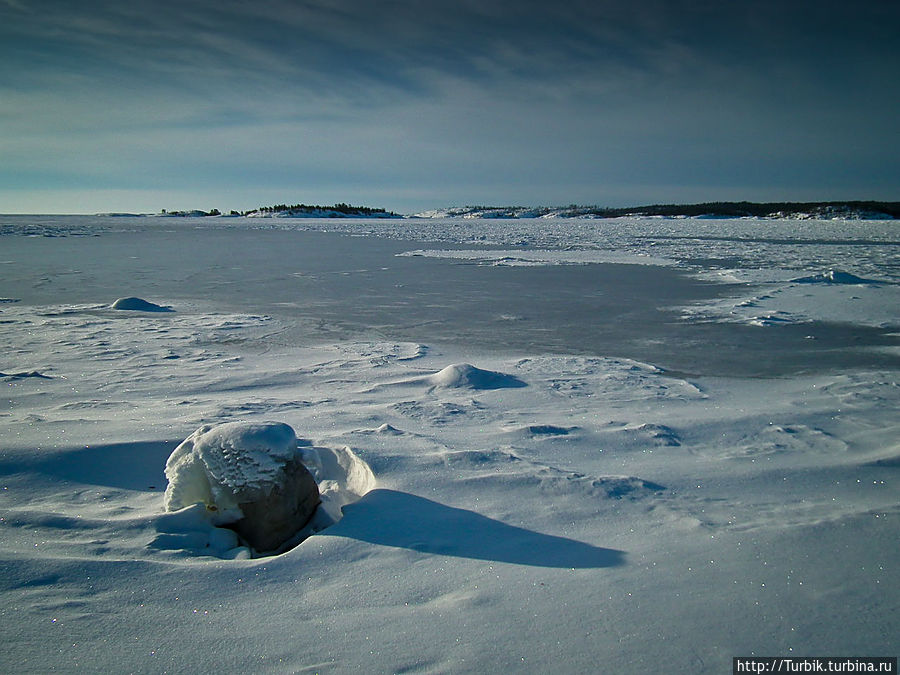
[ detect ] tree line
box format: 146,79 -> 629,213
250,202 -> 394,216
160,203 -> 396,217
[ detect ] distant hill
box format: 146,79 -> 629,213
153,203 -> 401,218
243,202 -> 401,218
414,201 -> 900,220
151,200 -> 898,220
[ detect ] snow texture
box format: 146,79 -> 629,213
790,269 -> 880,284
428,363 -> 527,390
165,422 -> 301,516
0,214 -> 897,674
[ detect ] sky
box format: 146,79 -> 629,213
1,0 -> 898,214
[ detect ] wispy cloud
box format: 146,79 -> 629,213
7,1 -> 897,107
1,0 -> 898,212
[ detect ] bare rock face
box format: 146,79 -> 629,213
228,456 -> 321,552
164,421 -> 321,553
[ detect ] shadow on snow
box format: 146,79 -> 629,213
0,440 -> 174,491
330,488 -> 625,569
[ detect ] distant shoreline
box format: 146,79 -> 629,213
412,200 -> 900,220
166,200 -> 900,220
10,199 -> 895,220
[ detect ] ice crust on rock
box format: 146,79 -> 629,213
164,421 -> 320,552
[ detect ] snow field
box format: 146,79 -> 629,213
0,216 -> 897,672
1,302 -> 897,671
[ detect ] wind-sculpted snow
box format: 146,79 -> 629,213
680,267 -> 900,328
790,269 -> 881,285
0,217 -> 898,673
428,363 -> 527,390
299,444 -> 377,523
0,370 -> 52,379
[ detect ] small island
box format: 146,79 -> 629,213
158,203 -> 401,218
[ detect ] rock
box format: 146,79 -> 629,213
228,456 -> 320,552
164,421 -> 320,553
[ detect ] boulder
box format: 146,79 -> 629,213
164,421 -> 320,552
228,455 -> 320,552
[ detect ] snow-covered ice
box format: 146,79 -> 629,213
0,215 -> 897,672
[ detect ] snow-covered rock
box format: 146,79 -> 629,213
111,296 -> 172,312
163,421 -> 320,552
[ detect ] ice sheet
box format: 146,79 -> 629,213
0,216 -> 897,673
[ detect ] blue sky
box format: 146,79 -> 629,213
1,0 -> 898,214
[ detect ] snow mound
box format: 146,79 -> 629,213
791,270 -> 880,285
428,363 -> 527,390
164,421 -> 320,553
150,504 -> 247,559
111,296 -> 172,312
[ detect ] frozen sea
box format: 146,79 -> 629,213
0,215 -> 898,673
3,215 -> 899,376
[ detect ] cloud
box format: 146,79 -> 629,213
5,1 -> 898,111
1,1 -> 898,212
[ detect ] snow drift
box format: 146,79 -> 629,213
790,269 -> 880,285
111,296 -> 172,312
428,363 -> 527,390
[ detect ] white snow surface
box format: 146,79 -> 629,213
427,363 -> 528,389
398,247 -> 677,267
0,215 -> 897,673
